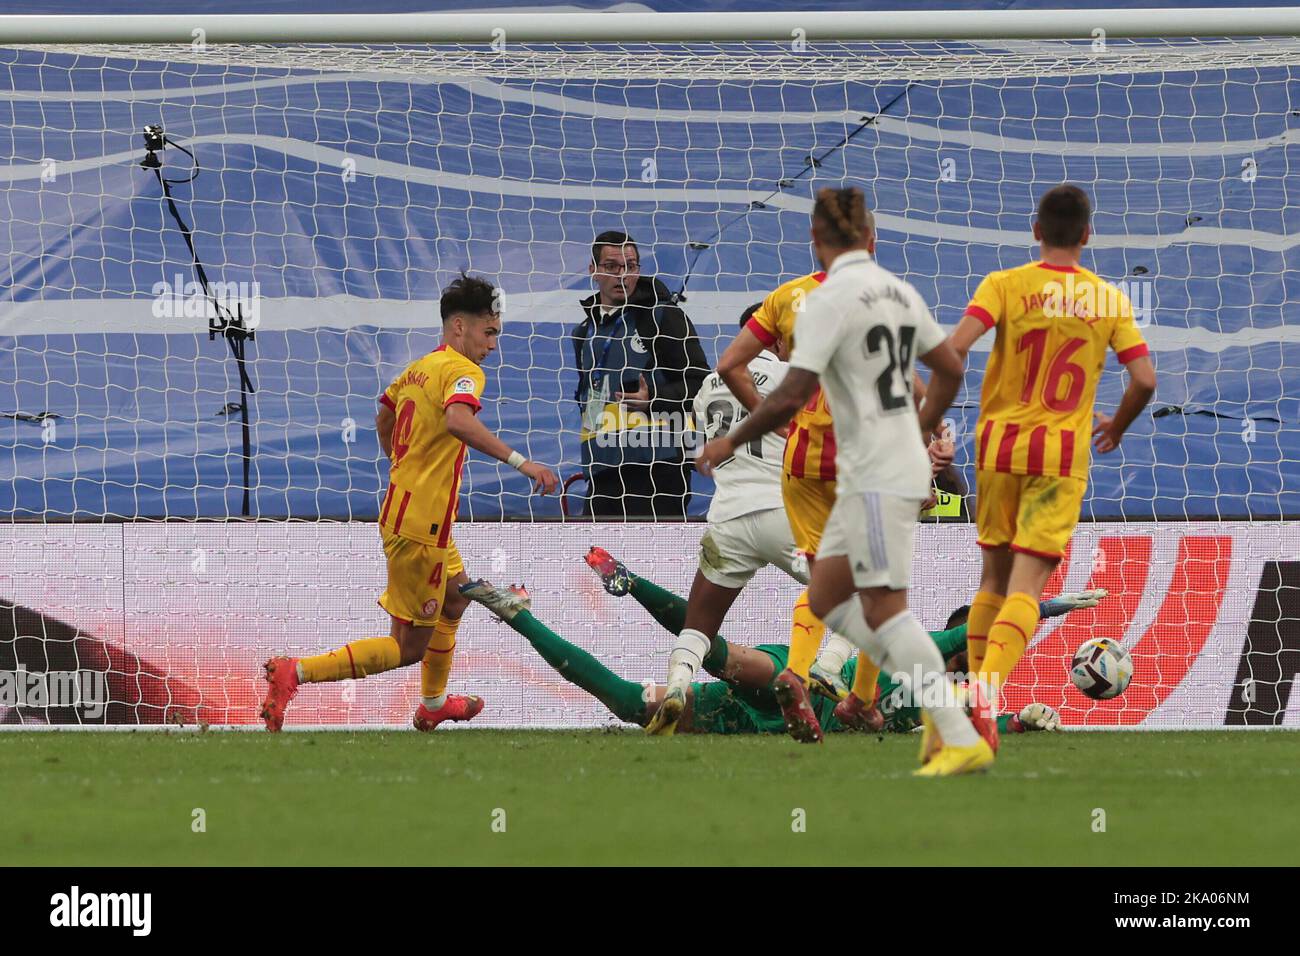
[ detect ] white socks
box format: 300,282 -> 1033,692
824,597 -> 979,748
822,597 -> 876,656
423,693 -> 448,710
873,609 -> 979,748
815,632 -> 856,676
667,628 -> 711,691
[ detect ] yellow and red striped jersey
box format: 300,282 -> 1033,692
378,344 -> 486,546
965,261 -> 1149,481
746,271 -> 838,481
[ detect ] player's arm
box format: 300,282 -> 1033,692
946,312 -> 991,364
950,271 -> 1002,362
915,338 -> 963,437
376,402 -> 395,458
696,368 -> 819,476
719,289 -> 786,411
908,287 -> 967,436
444,403 -> 559,494
1093,353 -> 1156,453
715,324 -> 767,411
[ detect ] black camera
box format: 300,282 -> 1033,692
140,125 -> 165,168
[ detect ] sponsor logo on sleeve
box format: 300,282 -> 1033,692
453,376 -> 477,395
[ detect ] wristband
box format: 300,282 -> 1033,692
507,451 -> 527,471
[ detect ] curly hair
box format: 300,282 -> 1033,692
812,186 -> 875,247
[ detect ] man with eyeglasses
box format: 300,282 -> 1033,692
574,231 -> 709,519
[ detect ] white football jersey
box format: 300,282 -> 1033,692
788,250 -> 946,498
692,350 -> 787,524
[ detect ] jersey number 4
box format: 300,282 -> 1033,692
392,399 -> 416,465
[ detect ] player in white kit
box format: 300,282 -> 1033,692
639,308 -> 834,735
698,187 -> 996,776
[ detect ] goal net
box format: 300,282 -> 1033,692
2,14 -> 1298,728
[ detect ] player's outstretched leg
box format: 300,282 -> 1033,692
585,548 -> 737,737
773,669 -> 824,743
585,547 -> 695,638
263,634 -> 409,731
261,657 -> 301,732
461,580 -> 652,727
584,548 -> 687,735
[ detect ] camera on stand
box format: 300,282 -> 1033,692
140,124 -> 166,168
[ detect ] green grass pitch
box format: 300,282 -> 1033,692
3,729 -> 1296,866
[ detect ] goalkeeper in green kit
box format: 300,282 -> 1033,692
461,548 -> 1105,736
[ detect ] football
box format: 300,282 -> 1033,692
1070,637 -> 1134,700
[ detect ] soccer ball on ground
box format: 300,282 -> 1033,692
1070,637 -> 1133,700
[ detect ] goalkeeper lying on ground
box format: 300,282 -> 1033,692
461,551 -> 1104,735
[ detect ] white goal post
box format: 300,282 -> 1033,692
2,9 -> 1299,730
5,9 -> 1300,42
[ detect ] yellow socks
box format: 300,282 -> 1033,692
849,652 -> 880,704
978,592 -> 1040,693
965,591 -> 1005,674
298,637 -> 401,683
787,590 -> 825,680
421,613 -> 463,705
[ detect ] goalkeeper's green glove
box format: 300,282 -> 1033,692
1039,588 -> 1108,619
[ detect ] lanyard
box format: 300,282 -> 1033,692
591,308 -> 631,383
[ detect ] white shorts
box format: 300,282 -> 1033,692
818,489 -> 921,590
697,508 -> 809,589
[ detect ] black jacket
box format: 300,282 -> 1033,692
573,275 -> 709,420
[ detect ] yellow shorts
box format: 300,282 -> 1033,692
377,530 -> 465,627
781,472 -> 837,557
975,470 -> 1086,560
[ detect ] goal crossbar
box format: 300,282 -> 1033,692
3,9 -> 1300,44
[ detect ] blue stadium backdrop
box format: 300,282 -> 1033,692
2,1 -> 1297,521
2,2 -> 1299,729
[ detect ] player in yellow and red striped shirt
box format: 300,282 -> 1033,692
947,184 -> 1156,711
259,274 -> 558,732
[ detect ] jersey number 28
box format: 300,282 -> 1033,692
863,324 -> 917,412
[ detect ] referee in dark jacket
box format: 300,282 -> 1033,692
574,231 -> 708,519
